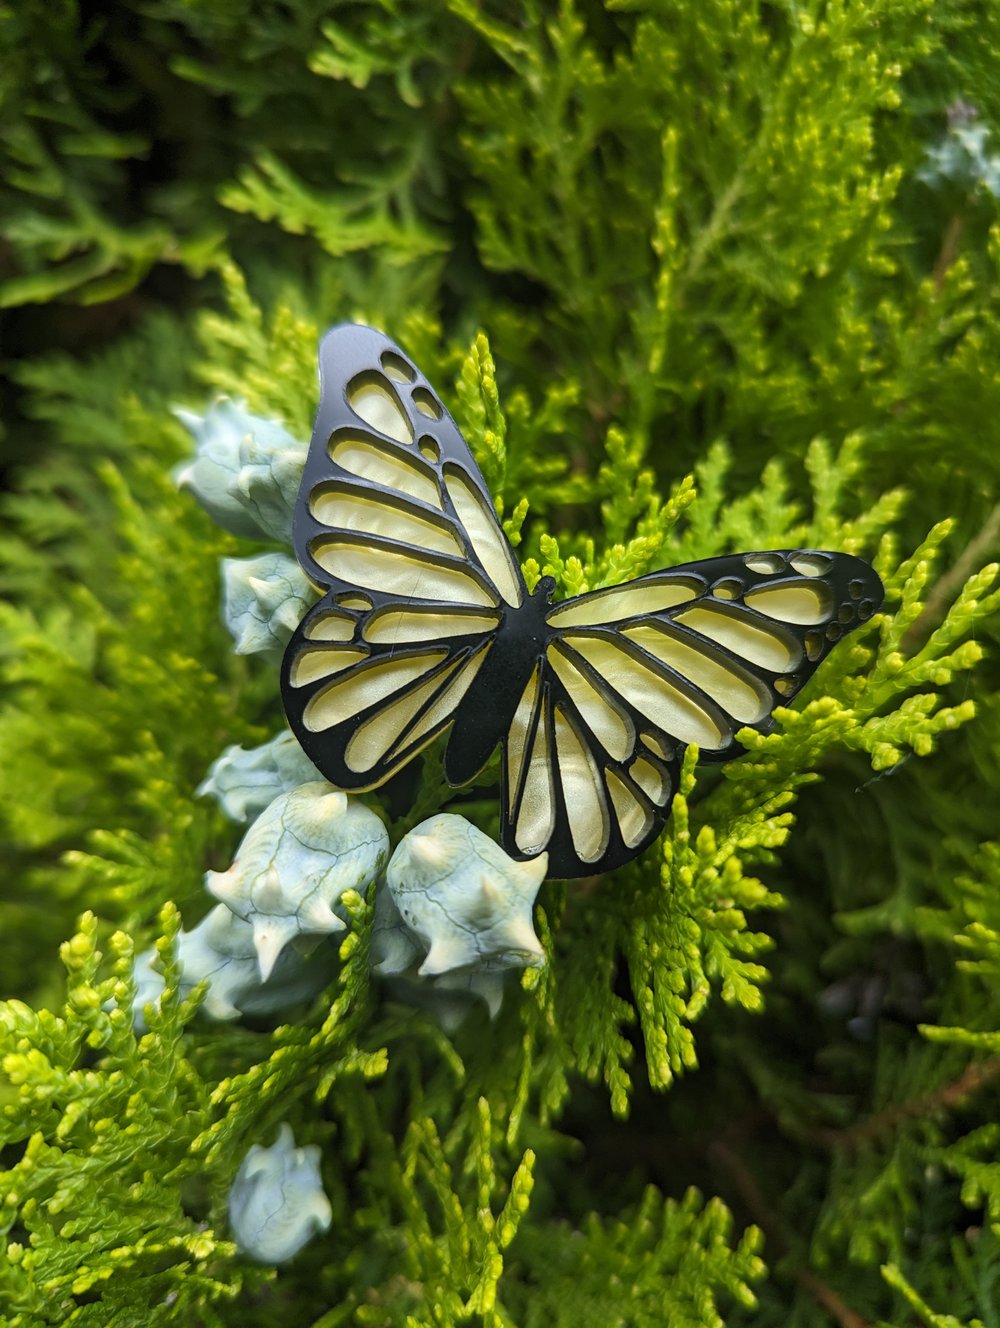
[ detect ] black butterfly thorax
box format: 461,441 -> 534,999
443,576 -> 556,787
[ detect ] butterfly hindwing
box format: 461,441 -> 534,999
282,594 -> 499,791
503,650 -> 680,874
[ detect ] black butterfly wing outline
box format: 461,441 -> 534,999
281,323 -> 528,792
281,323 -> 885,879
502,549 -> 883,875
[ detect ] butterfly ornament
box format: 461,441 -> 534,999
280,325 -> 883,879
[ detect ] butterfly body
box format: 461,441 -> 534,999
281,325 -> 884,879
443,575 -> 556,787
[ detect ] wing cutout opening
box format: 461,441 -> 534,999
515,696 -> 555,854
363,607 -> 500,644
311,538 -> 498,607
337,592 -> 373,611
507,665 -> 541,816
789,553 -> 832,577
303,651 -> 448,732
606,769 -> 654,848
745,582 -> 832,625
329,433 -> 442,509
622,623 -> 771,723
673,605 -> 802,672
290,646 -> 368,688
547,643 -> 634,760
346,658 -> 465,773
310,486 -> 462,558
562,635 -> 730,749
547,579 -> 699,627
630,755 -> 669,805
380,352 -> 415,384
443,468 -> 523,607
412,388 -> 442,420
744,554 -> 786,575
303,612 -> 357,643
554,705 -> 609,863
346,372 -> 413,444
397,647 -> 489,753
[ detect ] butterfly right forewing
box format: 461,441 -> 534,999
500,550 -> 883,878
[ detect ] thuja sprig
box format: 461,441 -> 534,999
623,751 -> 785,1092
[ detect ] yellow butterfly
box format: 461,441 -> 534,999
281,325 -> 883,878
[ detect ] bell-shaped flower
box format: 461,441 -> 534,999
197,731 -> 322,823
173,398 -> 305,542
918,113 -> 1000,199
369,879 -> 424,978
371,885 -> 506,1030
386,814 -> 547,977
228,1124 -> 332,1263
129,905 -> 339,1030
221,552 -> 314,659
207,782 -> 389,981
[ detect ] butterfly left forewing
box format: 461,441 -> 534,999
293,323 -> 525,610
282,324 -> 530,792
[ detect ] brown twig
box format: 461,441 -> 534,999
796,1269 -> 874,1328
709,1140 -> 874,1328
932,212 -> 964,293
900,502 -> 1000,653
817,1055 -> 1000,1150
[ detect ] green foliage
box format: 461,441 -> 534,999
5,1 -> 1000,1325
508,1187 -> 766,1328
0,5 -> 225,306
0,910 -> 252,1325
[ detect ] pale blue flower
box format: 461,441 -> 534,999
207,782 -> 389,980
197,731 -> 322,824
918,106 -> 1000,199
130,904 -> 339,1030
371,884 -> 507,1030
386,814 -> 547,976
370,879 -> 424,978
229,1124 -> 332,1263
174,398 -> 305,541
221,552 -> 314,658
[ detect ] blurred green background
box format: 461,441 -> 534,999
4,3 -> 1000,1325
